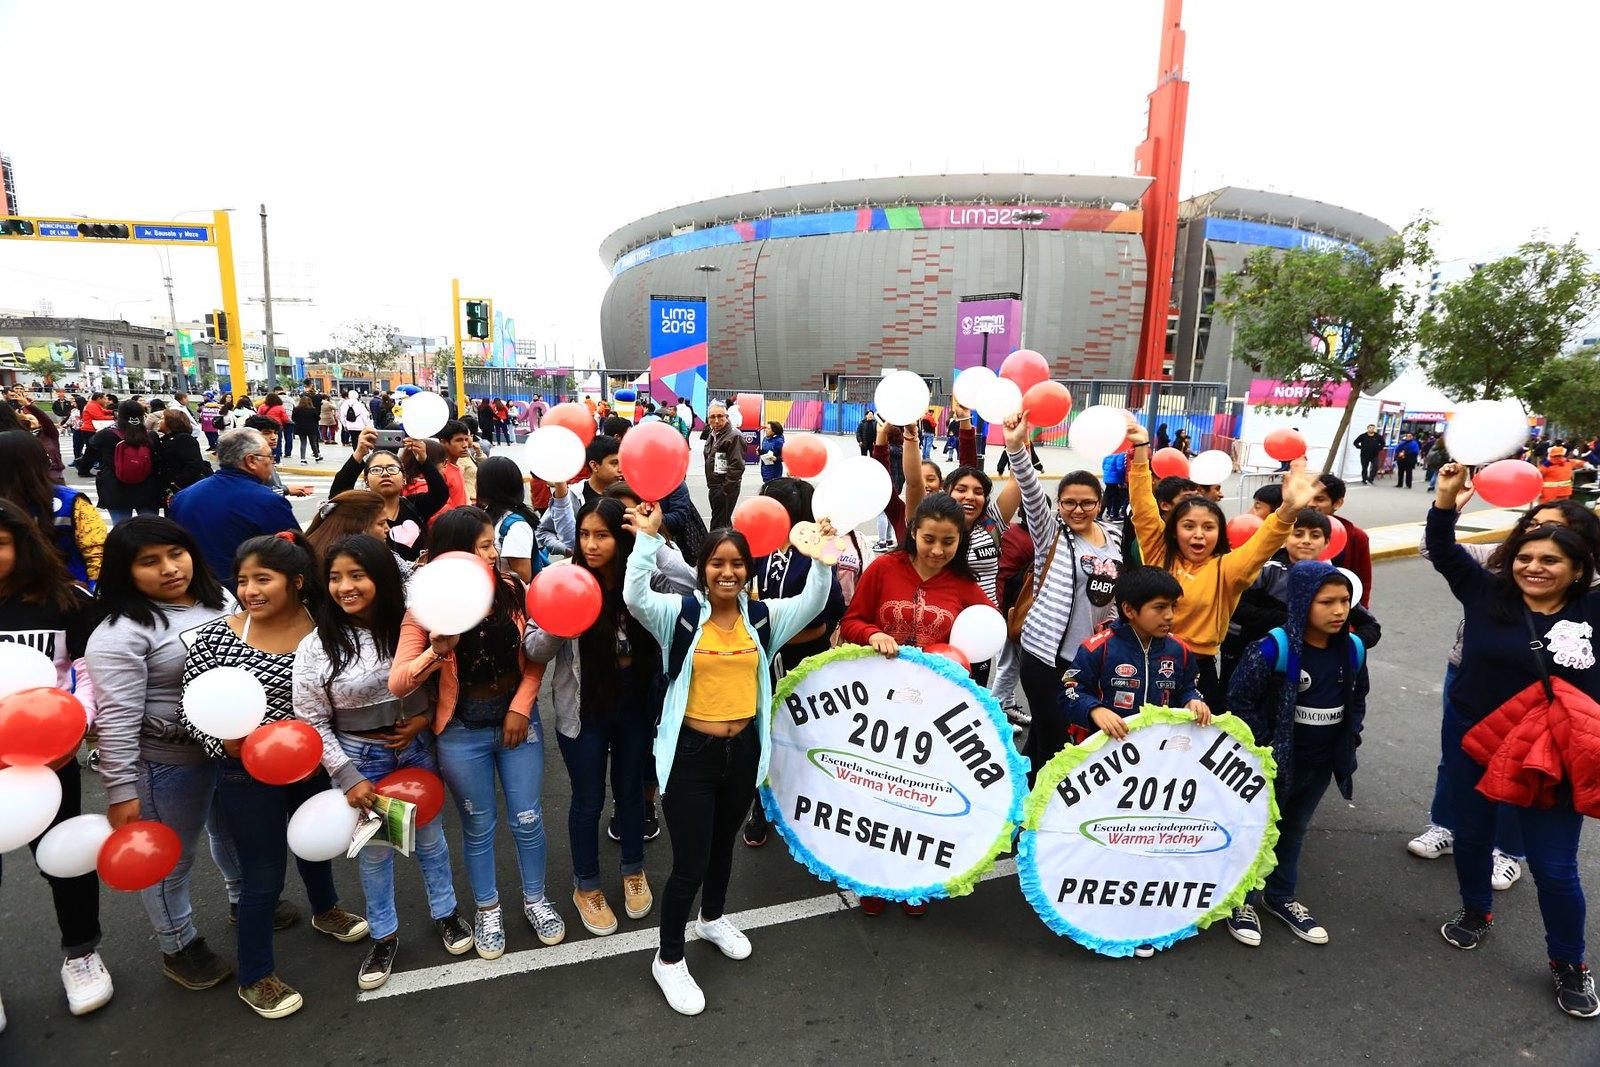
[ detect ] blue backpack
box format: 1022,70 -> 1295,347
496,512 -> 549,577
1264,626 -> 1365,675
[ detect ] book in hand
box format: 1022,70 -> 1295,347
348,795 -> 418,858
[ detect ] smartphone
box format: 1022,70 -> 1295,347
373,428 -> 407,450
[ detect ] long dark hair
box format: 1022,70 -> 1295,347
900,492 -> 976,582
476,456 -> 539,529
428,506 -> 524,622
0,499 -> 78,613
98,516 -> 226,629
1486,500 -> 1600,574
1165,497 -> 1231,564
233,531 -> 322,613
0,430 -> 59,527
697,527 -> 756,590
313,534 -> 407,687
574,497 -> 653,716
115,399 -> 150,448
759,477 -> 815,526
1488,524 -> 1597,623
942,465 -> 993,522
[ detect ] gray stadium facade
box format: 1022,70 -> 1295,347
598,175 -> 1394,396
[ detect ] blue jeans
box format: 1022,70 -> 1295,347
338,734 -> 459,941
214,760 -> 340,985
435,709 -> 550,908
134,759 -> 219,954
920,432 -> 933,460
555,708 -> 650,891
108,506 -> 158,526
1263,761 -> 1334,905
1428,662 -> 1525,858
1440,709 -> 1587,963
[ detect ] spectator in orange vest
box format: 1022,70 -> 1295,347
1539,445 -> 1586,503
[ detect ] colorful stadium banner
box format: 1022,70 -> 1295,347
614,204 -> 1143,275
954,297 -> 1021,374
761,646 -> 1027,903
1203,217 -> 1357,254
1247,378 -> 1353,408
1017,707 -> 1279,957
648,297 -> 709,420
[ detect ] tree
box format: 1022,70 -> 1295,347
1216,217 -> 1435,473
333,321 -> 404,376
1417,238 -> 1600,403
26,353 -> 71,385
429,342 -> 486,385
1524,343 -> 1600,436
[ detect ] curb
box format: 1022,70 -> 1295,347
1370,523 -> 1516,563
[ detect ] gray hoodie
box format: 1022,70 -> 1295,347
87,597 -> 234,804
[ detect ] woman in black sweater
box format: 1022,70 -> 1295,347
1426,461 -> 1600,1019
328,428 -> 447,562
290,394 -> 322,463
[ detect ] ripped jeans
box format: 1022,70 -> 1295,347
435,705 -> 550,908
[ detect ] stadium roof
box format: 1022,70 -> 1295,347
1180,186 -> 1394,245
600,173 -> 1153,266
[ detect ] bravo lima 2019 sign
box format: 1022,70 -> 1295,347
1018,707 -> 1280,956
760,646 -> 1027,902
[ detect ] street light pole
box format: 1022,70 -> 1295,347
259,204 -> 276,390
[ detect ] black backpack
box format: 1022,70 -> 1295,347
649,595 -> 772,725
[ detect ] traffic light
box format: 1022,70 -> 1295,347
465,299 -> 491,340
205,310 -> 230,343
0,219 -> 34,236
76,223 -> 130,239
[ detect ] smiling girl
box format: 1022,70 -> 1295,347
328,429 -> 447,562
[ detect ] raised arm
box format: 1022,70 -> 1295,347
1219,464 -> 1317,592
902,424 -> 927,515
1425,463 -> 1492,604
1003,412 -> 1050,537
1124,415 -> 1167,567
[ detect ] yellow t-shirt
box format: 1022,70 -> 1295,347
686,617 -> 759,722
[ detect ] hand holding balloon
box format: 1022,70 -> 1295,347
1434,463 -> 1469,509
1002,411 -> 1030,453
626,502 -> 663,537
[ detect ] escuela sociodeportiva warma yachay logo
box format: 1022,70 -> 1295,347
807,749 -> 971,817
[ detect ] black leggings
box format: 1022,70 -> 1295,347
1019,648 -> 1072,782
1,760 -> 102,957
659,725 -> 760,963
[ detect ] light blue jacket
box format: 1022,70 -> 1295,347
624,530 -> 832,795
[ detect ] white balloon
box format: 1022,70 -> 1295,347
874,370 -> 931,426
726,404 -> 744,430
35,814 -> 112,877
287,788 -> 362,862
524,425 -> 586,483
1445,398 -> 1530,466
182,667 -> 267,740
400,390 -> 450,439
1337,567 -> 1365,610
0,643 -> 58,699
948,604 -> 1008,664
974,377 -> 1023,424
408,554 -> 495,636
812,456 -> 892,532
0,764 -> 62,853
1188,449 -> 1233,486
1068,405 -> 1129,459
954,366 -> 998,409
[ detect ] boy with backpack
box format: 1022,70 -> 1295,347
1224,560 -> 1369,948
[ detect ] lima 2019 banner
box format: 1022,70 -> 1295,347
648,297 -> 708,422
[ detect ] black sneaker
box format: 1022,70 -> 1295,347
743,804 -> 769,848
358,937 -> 398,991
435,913 -> 473,955
162,936 -> 233,990
643,805 -> 661,842
1226,903 -> 1262,947
1440,908 -> 1494,950
1262,897 -> 1329,944
606,814 -> 620,843
1553,962 -> 1600,1018
229,900 -> 301,931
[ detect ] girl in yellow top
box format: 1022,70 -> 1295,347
1125,414 -> 1319,708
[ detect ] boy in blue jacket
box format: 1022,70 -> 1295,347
1224,560 -> 1369,950
1061,566 -> 1211,741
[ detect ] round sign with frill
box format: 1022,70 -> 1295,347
1018,707 -> 1280,956
760,645 -> 1026,903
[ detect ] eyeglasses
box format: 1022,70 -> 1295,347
367,465 -> 402,475
1058,500 -> 1100,512
253,452 -> 275,463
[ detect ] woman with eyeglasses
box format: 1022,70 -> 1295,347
328,428 -> 447,563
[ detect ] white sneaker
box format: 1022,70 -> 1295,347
695,914 -> 752,960
652,954 -> 705,1016
1407,824 -> 1453,859
0,987 -> 6,1033
61,952 -> 114,1016
1491,850 -> 1523,891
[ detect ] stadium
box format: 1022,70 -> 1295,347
597,174 -> 1394,408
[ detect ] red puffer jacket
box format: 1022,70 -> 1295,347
1462,677 -> 1600,816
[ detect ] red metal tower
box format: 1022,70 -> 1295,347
1132,0 -> 1190,381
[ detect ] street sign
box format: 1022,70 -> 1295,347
0,216 -> 218,246
133,224 -> 210,243
36,221 -> 81,238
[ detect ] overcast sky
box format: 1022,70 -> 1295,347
3,0 -> 1595,361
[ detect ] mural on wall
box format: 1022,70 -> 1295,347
0,336 -> 79,370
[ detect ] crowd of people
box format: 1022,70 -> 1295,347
1,383 -> 1597,1029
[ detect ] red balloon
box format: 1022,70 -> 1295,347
1473,459 -> 1543,509
376,768 -> 446,827
1226,513 -> 1264,549
1151,448 -> 1190,479
241,720 -> 323,786
1022,380 -> 1072,426
98,821 -> 181,892
999,349 -> 1051,395
526,564 -> 603,638
923,643 -> 971,671
784,434 -> 829,478
0,688 -> 86,766
1263,427 -> 1308,462
544,402 -> 596,447
733,496 -> 791,557
618,421 -> 690,502
1319,516 -> 1349,561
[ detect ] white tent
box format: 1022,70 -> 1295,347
1372,366 -> 1459,420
